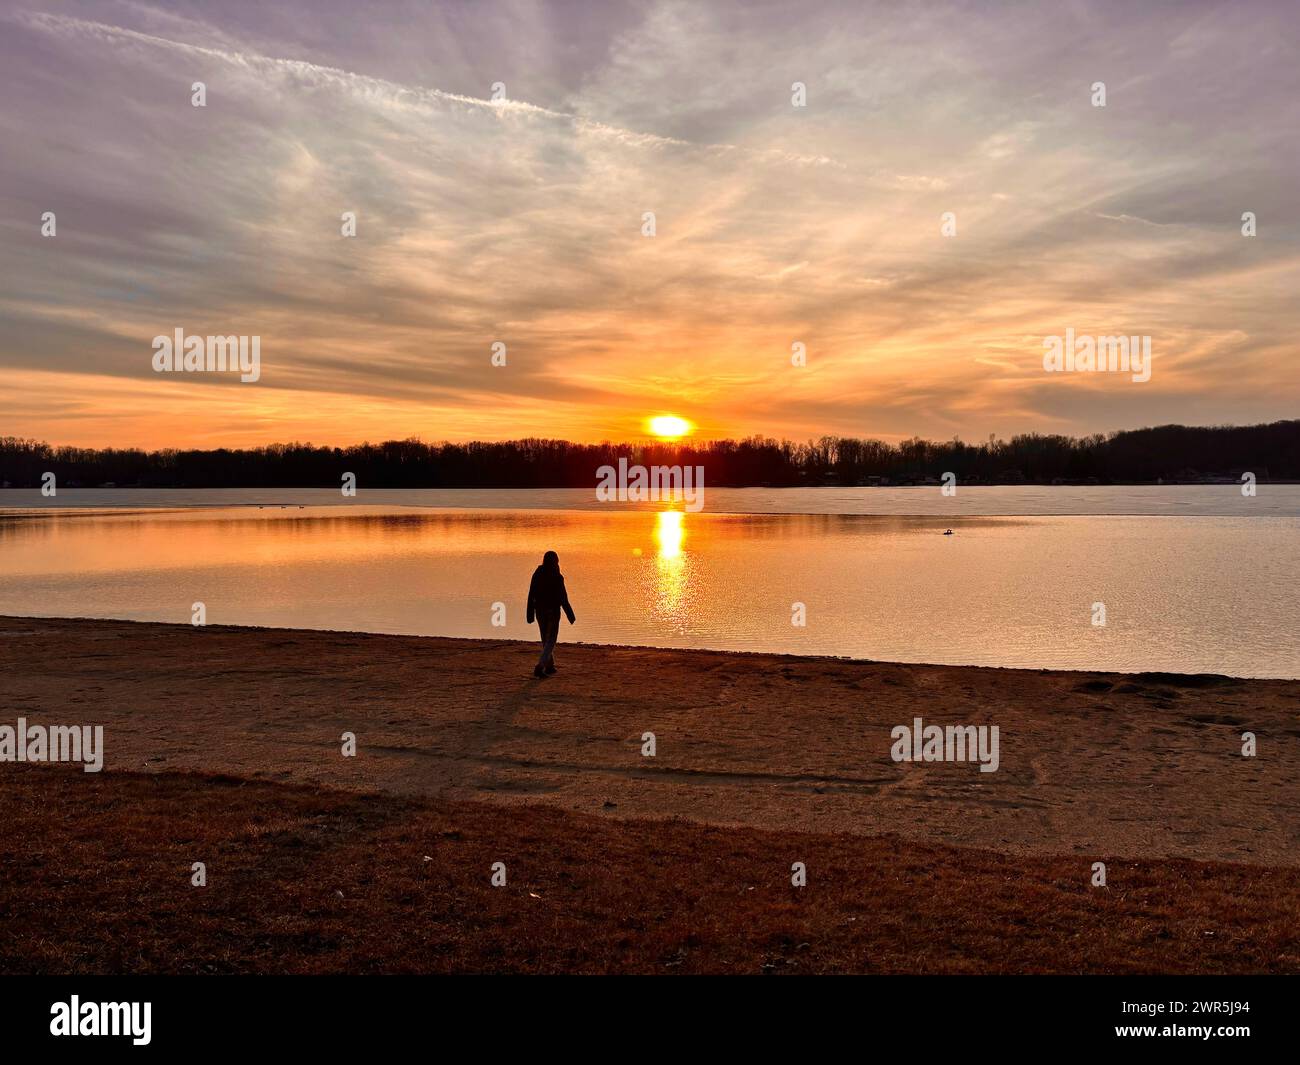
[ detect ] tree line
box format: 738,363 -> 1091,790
1,420 -> 1296,488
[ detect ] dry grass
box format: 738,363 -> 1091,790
2,765 -> 1297,974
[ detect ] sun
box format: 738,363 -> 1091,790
648,415 -> 693,440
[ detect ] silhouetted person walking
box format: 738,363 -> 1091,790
526,550 -> 576,677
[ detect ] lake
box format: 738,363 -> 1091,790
2,487 -> 1296,678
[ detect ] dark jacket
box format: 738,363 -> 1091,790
527,565 -> 575,625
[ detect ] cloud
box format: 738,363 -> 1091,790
1,0 -> 1297,448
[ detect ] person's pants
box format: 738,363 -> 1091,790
535,610 -> 561,669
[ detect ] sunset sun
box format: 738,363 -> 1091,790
648,415 -> 693,440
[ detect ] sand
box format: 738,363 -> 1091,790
3,615 -> 1296,867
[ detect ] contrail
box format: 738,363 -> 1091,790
14,10 -> 835,166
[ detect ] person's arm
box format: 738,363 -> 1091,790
561,578 -> 576,625
526,572 -> 537,624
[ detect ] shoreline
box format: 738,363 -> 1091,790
0,611 -> 1282,682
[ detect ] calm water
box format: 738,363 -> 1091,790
1,494 -> 1296,678
2,485 -> 1298,515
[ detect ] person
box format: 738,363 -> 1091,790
526,550 -> 576,678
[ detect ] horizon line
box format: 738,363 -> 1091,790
5,417 -> 1298,455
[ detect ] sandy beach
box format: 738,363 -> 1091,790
3,615 -> 1298,973
4,615 -> 1297,863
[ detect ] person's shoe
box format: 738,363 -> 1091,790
544,663 -> 557,675
533,665 -> 546,678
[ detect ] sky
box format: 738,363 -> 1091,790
1,0 -> 1297,449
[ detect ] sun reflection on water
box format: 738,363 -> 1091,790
652,510 -> 690,620
655,510 -> 684,559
